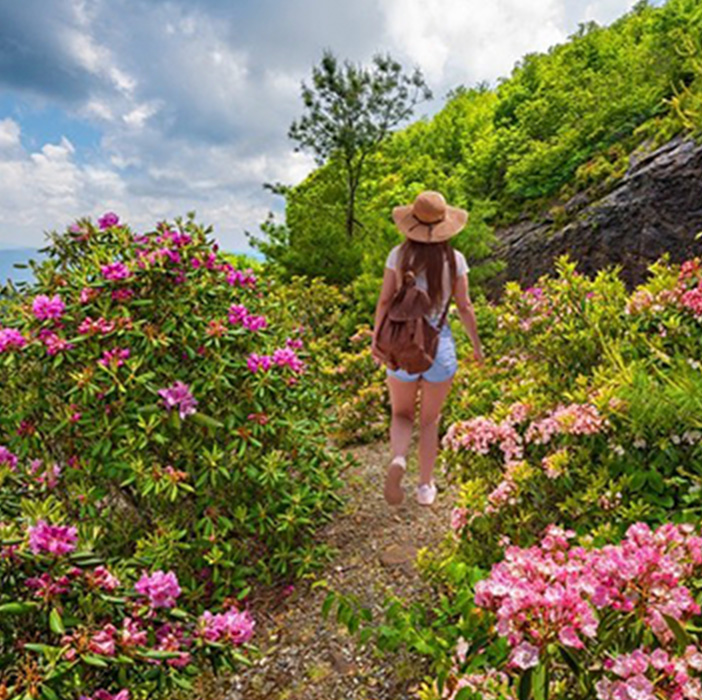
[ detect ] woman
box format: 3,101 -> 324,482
371,191 -> 484,507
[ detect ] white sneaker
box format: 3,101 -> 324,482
416,481 -> 437,506
384,456 -> 406,505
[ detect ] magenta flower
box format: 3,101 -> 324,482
134,569 -> 181,608
197,608 -> 255,644
246,353 -> 272,373
98,212 -> 120,229
80,287 -> 99,304
27,520 -> 78,556
39,330 -> 74,356
121,617 -> 147,647
111,288 -> 134,301
81,690 -> 129,700
25,572 -> 71,600
158,380 -> 198,419
89,623 -> 117,656
98,347 -> 130,368
0,446 -> 18,471
101,261 -> 131,281
32,294 -> 65,321
86,565 -> 121,592
0,327 -> 26,352
510,642 -> 540,670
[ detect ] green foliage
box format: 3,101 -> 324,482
255,0 -> 702,317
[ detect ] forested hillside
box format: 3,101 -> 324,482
254,0 -> 702,313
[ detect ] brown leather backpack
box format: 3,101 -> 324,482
375,267 -> 453,374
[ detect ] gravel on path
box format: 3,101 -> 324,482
199,440 -> 456,700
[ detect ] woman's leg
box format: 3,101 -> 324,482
417,377 -> 454,486
386,375 -> 419,459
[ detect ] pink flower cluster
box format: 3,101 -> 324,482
197,608 -> 255,644
443,669 -> 514,700
98,212 -> 120,229
101,261 -> 132,281
228,304 -> 268,332
80,690 -> 129,700
85,565 -> 121,592
38,328 -> 74,355
442,416 -> 523,462
157,380 -> 198,419
27,519 -> 78,556
247,348 -> 305,374
98,347 -> 130,368
0,445 -> 18,471
0,327 -> 26,352
474,522 -> 702,668
597,647 -> 702,700
524,403 -> 606,445
26,572 -> 71,600
134,569 -> 181,608
28,458 -> 62,489
224,266 -> 257,288
79,316 -> 116,335
80,287 -> 100,304
32,294 -> 65,321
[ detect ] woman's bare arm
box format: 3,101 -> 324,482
453,273 -> 484,363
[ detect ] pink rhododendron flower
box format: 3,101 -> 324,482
80,689 -> 129,700
98,347 -> 130,368
32,294 -> 65,321
101,261 -> 131,280
0,446 -> 18,471
90,624 -> 117,656
121,617 -> 147,647
85,565 -> 121,592
272,347 -> 305,373
158,380 -> 198,418
25,572 -> 70,599
0,327 -> 26,352
134,569 -> 181,608
80,286 -> 100,304
98,212 -> 120,229
79,316 -> 115,335
27,520 -> 78,556
39,329 -> 74,355
197,608 -> 255,644
247,353 -> 272,373
111,288 -> 134,301
29,459 -> 62,489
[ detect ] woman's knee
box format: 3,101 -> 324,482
419,411 -> 441,430
392,407 -> 415,423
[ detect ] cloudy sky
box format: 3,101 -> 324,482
0,0 -> 661,251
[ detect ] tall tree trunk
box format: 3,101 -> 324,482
346,179 -> 356,240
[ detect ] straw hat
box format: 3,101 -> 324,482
392,191 -> 468,243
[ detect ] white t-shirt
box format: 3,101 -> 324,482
385,244 -> 468,325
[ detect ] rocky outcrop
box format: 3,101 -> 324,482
487,136 -> 702,296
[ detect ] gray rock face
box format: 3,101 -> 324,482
487,136 -> 702,296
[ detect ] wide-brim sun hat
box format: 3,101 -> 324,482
392,190 -> 469,243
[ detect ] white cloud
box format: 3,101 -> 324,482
0,0 -> 662,252
379,0 -> 566,86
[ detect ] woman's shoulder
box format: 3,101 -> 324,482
385,244 -> 402,269
453,248 -> 468,274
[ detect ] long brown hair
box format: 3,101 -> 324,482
397,239 -> 457,312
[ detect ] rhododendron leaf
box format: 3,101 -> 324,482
169,607 -> 189,619
558,646 -> 580,676
40,684 -> 59,700
173,676 -> 194,690
140,649 -> 187,660
191,412 -> 224,429
663,613 -> 690,648
137,404 -> 160,414
0,601 -> 38,615
23,643 -> 54,655
81,654 -> 109,667
49,608 -> 65,635
518,668 -> 533,700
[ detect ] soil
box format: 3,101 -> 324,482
200,440 -> 457,700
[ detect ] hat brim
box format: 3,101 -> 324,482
392,204 -> 469,243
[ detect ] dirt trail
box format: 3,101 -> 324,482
207,440 -> 457,700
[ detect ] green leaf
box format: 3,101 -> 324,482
191,412 -> 224,429
663,614 -> 690,648
0,601 -> 38,615
321,591 -> 336,619
49,608 -> 65,635
40,686 -> 59,700
533,663 -> 548,700
559,646 -> 580,676
519,668 -> 533,700
81,654 -> 110,667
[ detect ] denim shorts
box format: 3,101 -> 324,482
386,323 -> 458,383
